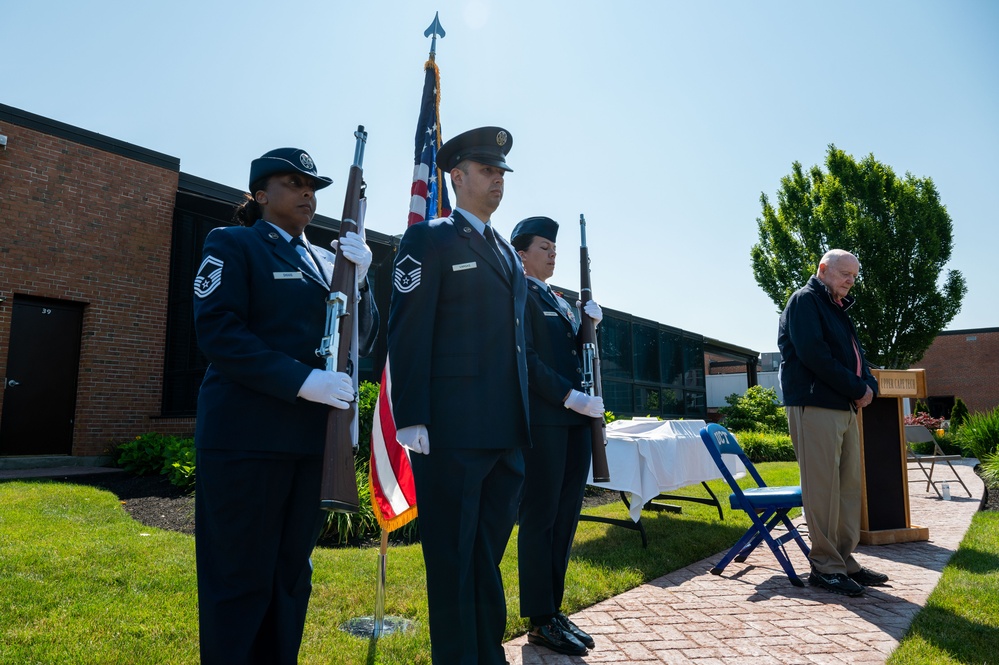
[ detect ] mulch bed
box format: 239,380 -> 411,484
60,468 -> 997,538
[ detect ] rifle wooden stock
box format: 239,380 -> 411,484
319,126 -> 367,513
579,214 -> 610,483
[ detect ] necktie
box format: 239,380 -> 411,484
291,236 -> 322,279
483,224 -> 510,278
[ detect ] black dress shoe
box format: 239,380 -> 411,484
527,621 -> 588,656
555,612 -> 595,649
849,567 -> 889,586
808,570 -> 864,597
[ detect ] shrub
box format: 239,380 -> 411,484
112,433 -> 195,490
113,433 -> 170,476
950,397 -> 970,431
354,380 -> 380,468
731,430 -> 796,463
913,399 -> 930,414
955,407 -> 999,461
719,385 -> 788,434
979,452 -> 999,486
162,436 -> 196,490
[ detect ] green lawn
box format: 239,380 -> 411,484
2,465 -> 994,665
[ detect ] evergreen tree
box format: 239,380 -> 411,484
950,396 -> 970,430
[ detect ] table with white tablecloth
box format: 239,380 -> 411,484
580,418 -> 746,546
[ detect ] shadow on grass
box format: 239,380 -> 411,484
900,604 -> 999,662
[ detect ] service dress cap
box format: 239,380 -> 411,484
249,147 -> 334,191
511,216 -> 559,243
437,126 -> 513,173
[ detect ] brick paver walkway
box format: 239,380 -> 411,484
505,462 -> 984,664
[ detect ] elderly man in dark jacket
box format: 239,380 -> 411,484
778,249 -> 885,597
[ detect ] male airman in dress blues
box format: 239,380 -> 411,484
388,127 -> 530,665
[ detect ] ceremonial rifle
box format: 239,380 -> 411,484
579,214 -> 610,482
317,125 -> 368,513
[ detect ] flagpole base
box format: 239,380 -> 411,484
339,615 -> 415,638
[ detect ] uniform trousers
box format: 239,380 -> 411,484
787,406 -> 862,575
195,449 -> 327,665
518,424 -> 591,623
411,447 -> 525,665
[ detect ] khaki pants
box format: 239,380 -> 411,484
787,406 -> 862,575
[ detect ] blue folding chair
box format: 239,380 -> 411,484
699,423 -> 810,587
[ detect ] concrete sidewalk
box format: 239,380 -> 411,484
505,462 -> 984,664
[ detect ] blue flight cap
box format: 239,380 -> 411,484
437,126 -> 513,173
248,147 -> 333,191
512,216 -> 559,243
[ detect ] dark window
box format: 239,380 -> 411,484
683,335 -> 705,389
685,390 -> 707,418
661,387 -> 684,418
660,330 -> 683,386
633,323 -> 660,383
603,380 -> 633,415
162,195 -> 233,416
598,315 -> 632,380
634,385 -> 661,416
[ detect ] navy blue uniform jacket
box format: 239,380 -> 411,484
778,275 -> 877,410
193,221 -> 378,454
388,212 -> 530,449
523,281 -> 588,427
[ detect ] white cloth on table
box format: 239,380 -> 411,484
587,419 -> 746,522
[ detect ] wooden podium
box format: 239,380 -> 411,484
858,368 -> 930,545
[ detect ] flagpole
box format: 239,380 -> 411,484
340,14 -> 448,641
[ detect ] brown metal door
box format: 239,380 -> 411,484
0,297 -> 84,455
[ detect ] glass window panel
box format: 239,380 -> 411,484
685,390 -> 706,418
598,316 -> 632,380
660,330 -> 683,386
683,336 -> 705,388
661,388 -> 683,417
632,324 -> 660,383
602,380 -> 633,416
634,386 -> 661,416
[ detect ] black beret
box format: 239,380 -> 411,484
511,216 -> 559,243
437,126 -> 513,173
249,147 -> 333,191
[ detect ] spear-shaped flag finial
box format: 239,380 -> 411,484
424,11 -> 446,59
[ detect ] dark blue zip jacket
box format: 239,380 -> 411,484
777,275 -> 878,410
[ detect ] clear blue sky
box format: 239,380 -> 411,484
3,1 -> 996,354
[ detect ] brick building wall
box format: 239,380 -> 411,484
910,328 -> 999,415
0,110 -> 194,457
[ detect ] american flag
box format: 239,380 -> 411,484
369,57 -> 450,532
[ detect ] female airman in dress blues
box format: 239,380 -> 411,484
192,147 -> 378,665
512,216 -> 603,657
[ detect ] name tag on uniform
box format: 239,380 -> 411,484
544,311 -> 560,317
452,262 -> 477,272
273,271 -> 303,280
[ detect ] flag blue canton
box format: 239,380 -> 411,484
408,60 -> 451,225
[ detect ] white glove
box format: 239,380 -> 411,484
583,300 -> 603,327
297,369 -> 355,409
334,231 -> 372,282
564,389 -> 605,418
396,424 -> 430,455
